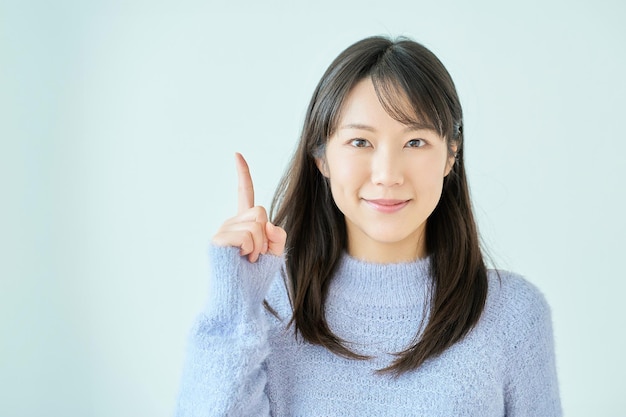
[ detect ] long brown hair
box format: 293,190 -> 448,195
270,36 -> 488,375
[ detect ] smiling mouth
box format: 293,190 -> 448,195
364,199 -> 410,213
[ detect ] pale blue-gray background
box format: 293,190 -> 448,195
2,0 -> 624,416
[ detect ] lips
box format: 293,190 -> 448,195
363,199 -> 410,213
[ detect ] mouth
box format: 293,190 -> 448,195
363,199 -> 410,213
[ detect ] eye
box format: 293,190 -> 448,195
349,138 -> 371,148
406,139 -> 426,148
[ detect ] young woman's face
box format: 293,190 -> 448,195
317,78 -> 455,263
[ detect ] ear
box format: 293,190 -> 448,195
316,157 -> 330,178
444,142 -> 458,177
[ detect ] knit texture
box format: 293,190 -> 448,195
175,246 -> 561,416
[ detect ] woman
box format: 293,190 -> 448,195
175,36 -> 561,416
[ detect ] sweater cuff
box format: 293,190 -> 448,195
206,245 -> 284,321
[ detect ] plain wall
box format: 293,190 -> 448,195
2,0 -> 625,416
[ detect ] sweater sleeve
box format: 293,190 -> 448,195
503,277 -> 562,417
174,245 -> 284,417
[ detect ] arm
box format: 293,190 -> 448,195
503,279 -> 562,417
174,246 -> 283,416
175,154 -> 287,416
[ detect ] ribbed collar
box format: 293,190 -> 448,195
328,252 -> 433,308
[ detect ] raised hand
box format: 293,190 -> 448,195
212,153 -> 287,262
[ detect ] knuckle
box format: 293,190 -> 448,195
251,205 -> 267,218
241,233 -> 254,253
250,223 -> 265,242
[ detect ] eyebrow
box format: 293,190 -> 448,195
339,122 -> 435,132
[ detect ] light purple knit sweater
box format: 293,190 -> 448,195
174,245 -> 561,416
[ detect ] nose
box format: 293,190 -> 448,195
370,148 -> 404,187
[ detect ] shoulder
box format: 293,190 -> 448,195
487,270 -> 550,314
483,270 -> 553,342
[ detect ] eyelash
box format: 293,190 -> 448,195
406,139 -> 426,148
348,138 -> 426,148
350,138 -> 370,148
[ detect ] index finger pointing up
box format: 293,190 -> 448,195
235,152 -> 255,213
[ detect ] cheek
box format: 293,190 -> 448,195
409,158 -> 447,188
413,176 -> 445,205
327,155 -> 366,190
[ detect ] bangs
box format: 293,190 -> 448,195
369,47 -> 456,141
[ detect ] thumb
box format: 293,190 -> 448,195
265,222 -> 286,256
